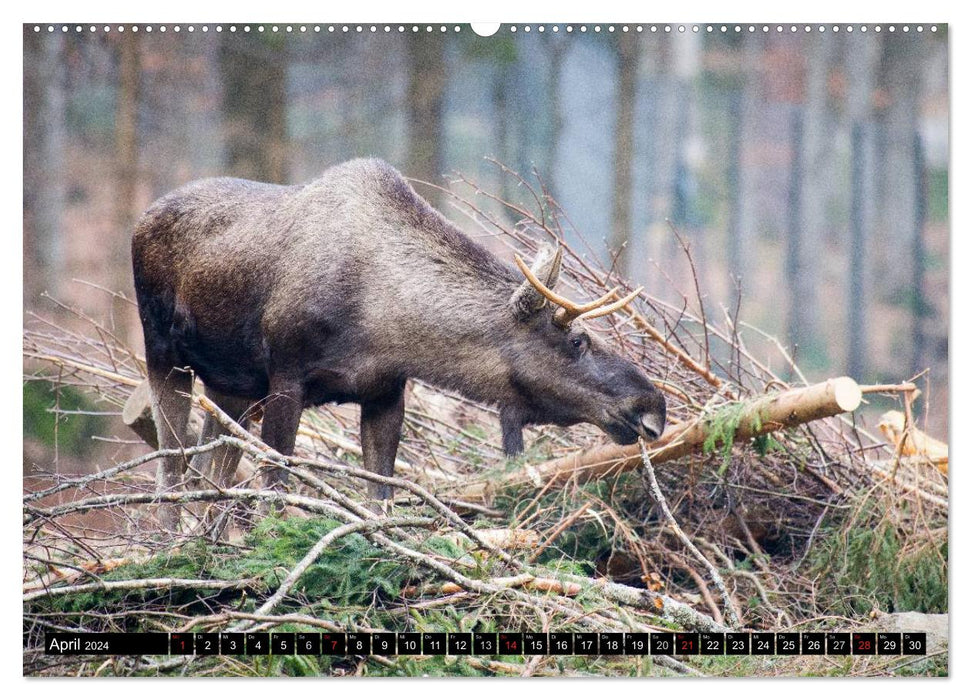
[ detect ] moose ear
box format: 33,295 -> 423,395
509,244 -> 562,319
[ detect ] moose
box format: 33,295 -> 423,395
132,158 -> 666,527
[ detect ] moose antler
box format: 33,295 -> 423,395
514,253 -> 643,328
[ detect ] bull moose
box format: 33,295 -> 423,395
132,158 -> 666,527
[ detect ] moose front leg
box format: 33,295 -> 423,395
500,405 -> 525,455
260,379 -> 304,489
360,384 -> 406,504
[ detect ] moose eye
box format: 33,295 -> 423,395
571,333 -> 589,355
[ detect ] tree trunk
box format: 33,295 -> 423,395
912,132 -> 927,375
876,34 -> 924,375
609,31 -> 639,278
845,33 -> 880,381
727,33 -> 761,306
784,108 -> 804,372
220,34 -> 289,184
787,31 -> 832,367
406,33 -> 446,209
112,30 -> 140,335
23,29 -> 66,302
543,35 -> 566,198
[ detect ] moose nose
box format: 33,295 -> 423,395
639,412 -> 665,441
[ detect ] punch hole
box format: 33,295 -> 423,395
471,23 -> 500,37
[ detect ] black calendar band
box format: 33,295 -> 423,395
41,631 -> 927,657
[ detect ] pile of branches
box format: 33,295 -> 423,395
23,165 -> 947,677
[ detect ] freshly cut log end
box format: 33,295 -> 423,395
122,379 -> 158,449
831,376 -> 863,413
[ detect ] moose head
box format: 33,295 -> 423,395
497,245 -> 666,455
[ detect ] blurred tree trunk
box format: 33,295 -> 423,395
876,35 -> 924,373
845,34 -> 880,381
543,36 -> 566,199
220,34 -> 289,184
112,30 -> 140,336
727,33 -> 761,306
609,31 -> 639,278
786,32 -> 832,365
406,33 -> 446,209
23,29 -> 66,302
912,133 -> 927,375
649,40 -> 686,297
785,109 -> 805,371
494,60 -> 515,205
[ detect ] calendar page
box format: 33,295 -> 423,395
23,20 -> 948,679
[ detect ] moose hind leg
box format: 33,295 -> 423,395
147,364 -> 194,531
188,387 -> 252,489
360,384 -> 406,503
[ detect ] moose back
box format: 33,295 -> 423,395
132,159 -> 666,527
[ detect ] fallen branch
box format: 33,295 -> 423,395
24,577 -> 252,603
458,377 -> 863,502
640,440 -> 741,628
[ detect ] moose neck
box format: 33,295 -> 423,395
369,220 -> 523,407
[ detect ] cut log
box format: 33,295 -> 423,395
878,410 -> 948,474
458,377 -> 863,503
122,379 -> 161,448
